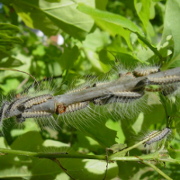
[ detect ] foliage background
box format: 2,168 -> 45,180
0,0 -> 180,179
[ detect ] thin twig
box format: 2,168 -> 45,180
0,68 -> 39,86
52,158 -> 75,180
103,149 -> 109,180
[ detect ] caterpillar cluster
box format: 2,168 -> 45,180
1,65 -> 180,134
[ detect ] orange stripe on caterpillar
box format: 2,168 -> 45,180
22,94 -> 53,109
145,87 -> 163,92
148,75 -> 180,85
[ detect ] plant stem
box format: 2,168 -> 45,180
0,147 -> 176,180
143,161 -> 173,180
0,148 -> 105,160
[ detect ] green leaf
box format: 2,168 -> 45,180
82,28 -> 110,52
6,0 -> 96,40
77,117 -> 117,148
134,0 -> 151,32
161,0 -> 180,69
59,156 -> 119,180
0,23 -> 20,34
0,23 -> 23,51
59,45 -> 80,70
77,3 -> 145,49
0,132 -> 68,179
77,3 -> 143,35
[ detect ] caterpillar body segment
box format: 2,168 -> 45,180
66,86 -> 90,94
21,94 -> 53,109
148,75 -> 180,85
144,127 -> 171,147
112,91 -> 143,98
93,90 -> 144,106
93,81 -> 111,87
133,66 -> 160,77
65,101 -> 90,113
0,101 -> 10,126
21,111 -> 52,118
109,91 -> 144,104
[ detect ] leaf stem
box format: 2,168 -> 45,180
135,33 -> 163,62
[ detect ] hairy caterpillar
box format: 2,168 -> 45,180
143,127 -> 171,147
148,75 -> 180,85
21,94 -> 53,109
21,111 -> 52,118
64,102 -> 90,113
133,66 -> 160,77
1,66 -> 180,133
66,86 -> 90,94
161,84 -> 179,96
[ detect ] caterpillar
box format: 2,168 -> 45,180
148,75 -> 180,85
21,94 -> 53,109
161,84 -> 179,96
64,101 -> 90,113
21,111 -> 52,118
143,127 -> 171,147
112,91 -> 143,98
133,66 -> 160,77
66,86 -> 90,94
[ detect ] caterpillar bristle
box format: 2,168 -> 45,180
5,96 -> 30,118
